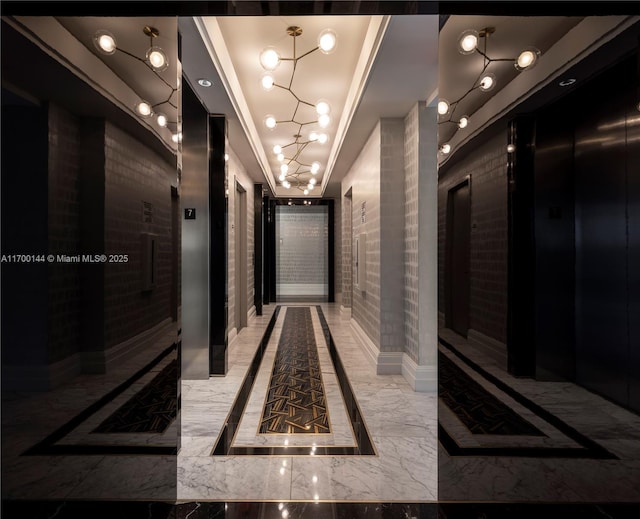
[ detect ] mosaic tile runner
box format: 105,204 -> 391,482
259,307 -> 330,434
92,359 -> 177,434
439,351 -> 544,436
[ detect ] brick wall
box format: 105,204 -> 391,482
379,118 -> 406,353
333,196 -> 342,303
403,105 -> 419,362
103,122 -> 175,348
438,131 -> 508,344
342,123 -> 381,347
47,103 -> 82,363
341,193 -> 352,308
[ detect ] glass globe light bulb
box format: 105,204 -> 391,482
264,115 -> 277,129
260,47 -> 280,70
147,47 -> 168,71
318,29 -> 337,54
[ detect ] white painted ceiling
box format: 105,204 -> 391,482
183,14 -> 439,197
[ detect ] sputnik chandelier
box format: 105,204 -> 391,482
438,27 -> 540,155
259,25 -> 337,194
93,26 -> 180,143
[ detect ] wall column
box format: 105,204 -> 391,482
417,103 -> 438,391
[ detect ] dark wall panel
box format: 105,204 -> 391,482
574,62 -> 630,406
628,99 -> 640,412
534,112 -> 576,381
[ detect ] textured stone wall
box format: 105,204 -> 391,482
403,105 -> 420,363
342,123 -> 381,347
333,196 -> 342,303
438,131 -> 508,344
379,118 -> 406,353
103,122 -> 175,348
341,193 -> 352,308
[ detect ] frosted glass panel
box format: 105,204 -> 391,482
276,205 -> 328,296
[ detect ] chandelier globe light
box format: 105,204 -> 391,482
94,30 -> 117,54
515,47 -> 541,71
260,25 -> 338,193
93,25 -> 178,140
479,72 -> 496,92
318,29 -> 337,54
458,29 -> 479,55
439,26 -> 542,155
261,74 -> 275,91
259,47 -> 281,70
437,99 -> 450,116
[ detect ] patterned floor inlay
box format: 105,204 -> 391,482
93,359 -> 177,434
439,351 -> 544,436
22,343 -> 178,456
438,335 -> 618,459
212,306 -> 375,455
259,307 -> 330,434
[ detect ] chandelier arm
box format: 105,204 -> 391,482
295,47 -> 320,61
116,46 -> 144,63
290,142 -> 309,163
291,101 -> 301,123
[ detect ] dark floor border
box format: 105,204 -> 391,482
211,306 -> 375,456
0,500 -> 441,519
438,336 -> 617,459
22,342 -> 178,456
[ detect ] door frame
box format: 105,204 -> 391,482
445,176 -> 471,336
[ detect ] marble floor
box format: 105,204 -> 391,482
1,324 -> 180,500
178,302 -> 439,502
438,328 -> 640,502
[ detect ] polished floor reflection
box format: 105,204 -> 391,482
179,303 -> 438,502
438,328 -> 640,502
1,324 -> 179,500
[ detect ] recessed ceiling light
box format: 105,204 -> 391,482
559,78 -> 576,87
198,78 -> 212,87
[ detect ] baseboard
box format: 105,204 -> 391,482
228,327 -> 238,349
81,317 -> 174,374
350,318 -> 378,369
468,328 -> 508,370
402,354 -> 437,392
340,305 -> 352,320
248,305 -> 256,322
2,353 -> 82,391
349,318 -> 402,375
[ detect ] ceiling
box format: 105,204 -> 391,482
181,14 -> 439,197
437,15 -> 640,164
2,16 -> 179,165
9,13 -> 636,196
438,16 -> 583,145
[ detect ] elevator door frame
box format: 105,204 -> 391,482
445,177 -> 471,338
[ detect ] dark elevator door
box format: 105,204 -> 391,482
449,182 -> 471,337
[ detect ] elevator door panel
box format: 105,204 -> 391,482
628,103 -> 640,413
574,98 -> 628,405
450,183 -> 471,337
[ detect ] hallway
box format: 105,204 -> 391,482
179,303 -> 438,501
